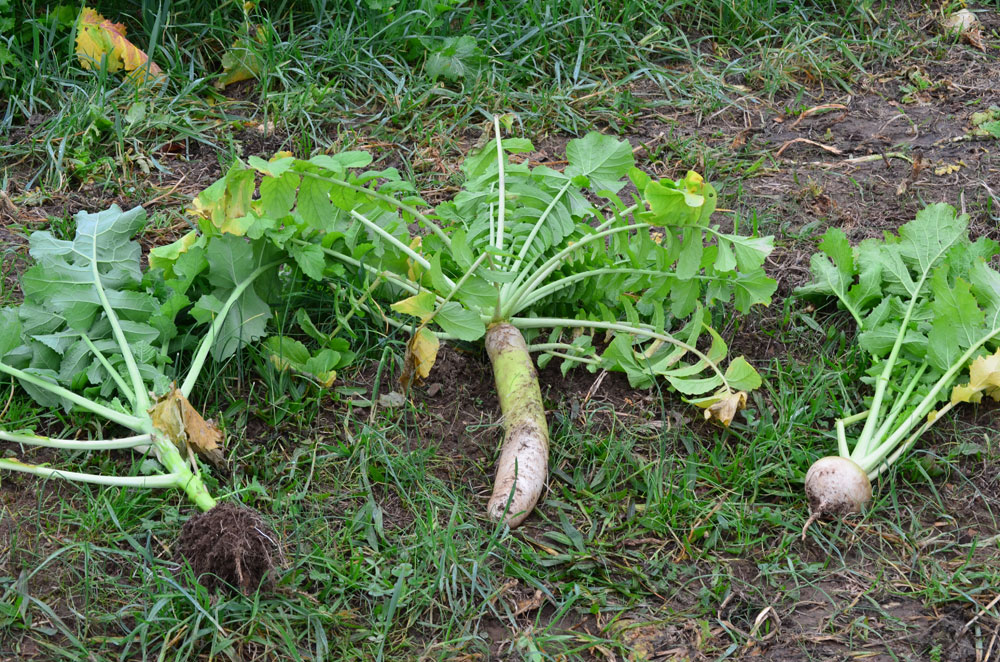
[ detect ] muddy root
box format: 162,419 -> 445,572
176,503 -> 282,594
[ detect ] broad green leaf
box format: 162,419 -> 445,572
197,235 -> 273,359
0,307 -> 22,357
926,272 -> 984,371
723,357 -> 761,391
434,303 -> 485,341
258,171 -> 300,219
289,242 -> 326,280
309,152 -> 373,171
565,133 -> 635,194
297,176 -> 335,231
644,181 -> 702,226
248,155 -> 294,177
424,35 -> 483,81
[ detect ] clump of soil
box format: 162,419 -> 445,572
175,503 -> 282,594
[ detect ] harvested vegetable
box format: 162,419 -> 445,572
194,119 -> 777,526
797,203 -> 1000,536
0,205 -> 296,592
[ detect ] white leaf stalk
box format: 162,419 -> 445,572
310,117 -> 755,527
0,246 -> 280,511
800,206 -> 1000,537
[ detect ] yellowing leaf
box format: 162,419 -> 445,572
75,8 -> 164,85
400,327 -> 439,391
188,164 -> 255,235
951,349 -> 1000,405
215,27 -> 265,90
149,386 -> 226,469
407,237 -> 424,282
390,290 -> 436,321
934,163 -> 962,176
693,388 -> 747,426
149,230 -> 199,276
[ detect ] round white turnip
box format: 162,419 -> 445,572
802,456 -> 872,538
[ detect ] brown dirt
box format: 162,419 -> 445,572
175,502 -> 282,594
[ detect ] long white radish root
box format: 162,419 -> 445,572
485,323 -> 549,527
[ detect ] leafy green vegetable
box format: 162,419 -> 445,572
798,203 -> 1000,482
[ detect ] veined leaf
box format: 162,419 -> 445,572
75,7 -> 164,85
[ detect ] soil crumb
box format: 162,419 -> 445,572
176,503 -> 282,594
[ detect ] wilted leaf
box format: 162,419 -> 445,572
216,27 -> 265,89
934,163 -> 962,176
400,326 -> 439,391
390,290 -> 436,321
150,386 -> 226,468
75,7 -> 164,85
378,391 -> 407,408
692,388 -> 748,426
951,348 -> 1000,404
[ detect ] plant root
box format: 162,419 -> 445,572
802,456 -> 872,540
176,502 -> 282,594
485,323 -> 549,528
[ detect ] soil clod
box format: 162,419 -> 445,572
176,503 -> 282,594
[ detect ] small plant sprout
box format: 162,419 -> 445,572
0,205 -> 283,592
193,118 -> 777,527
797,203 -> 1000,537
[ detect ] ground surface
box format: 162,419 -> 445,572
1,3 -> 1000,661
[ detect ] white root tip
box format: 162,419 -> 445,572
486,420 -> 549,528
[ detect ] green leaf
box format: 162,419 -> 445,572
258,171 -> 300,219
565,133 -> 635,194
289,242 -> 326,280
434,303 -> 485,341
424,35 -> 483,81
723,357 -> 761,391
644,181 -> 702,226
675,228 -> 704,280
732,269 -> 777,313
198,235 -> 273,360
309,151 -> 373,171
926,272 -> 984,371
248,155 -> 294,177
297,176 -> 335,231
0,307 -> 22,357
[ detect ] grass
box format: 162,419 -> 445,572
1,275 -> 998,658
3,0 -> 1000,659
2,0 -> 924,191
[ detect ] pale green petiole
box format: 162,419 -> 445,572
0,361 -> 144,430
493,115 -> 508,259
88,240 -> 150,414
842,326 -> 1000,478
0,458 -> 184,488
180,259 -> 283,398
80,333 -> 137,407
501,223 -> 652,319
0,431 -> 151,450
509,317 -> 730,390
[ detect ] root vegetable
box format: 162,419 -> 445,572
797,203 -> 1000,536
802,456 -> 872,538
485,323 -> 549,527
0,205 -> 282,592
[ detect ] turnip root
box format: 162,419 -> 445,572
796,203 -> 1000,539
802,456 -> 872,538
485,323 -> 549,528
